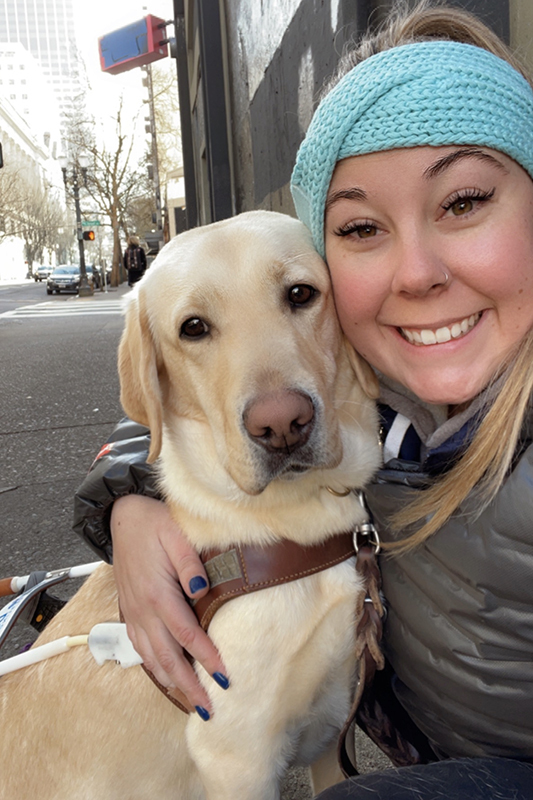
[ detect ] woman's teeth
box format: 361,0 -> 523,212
400,313 -> 481,346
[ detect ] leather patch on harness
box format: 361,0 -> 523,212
203,549 -> 243,587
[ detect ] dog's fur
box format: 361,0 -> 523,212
0,211 -> 380,799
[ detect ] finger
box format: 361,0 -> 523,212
135,624 -> 214,713
159,591 -> 228,686
123,582 -> 229,709
161,531 -> 210,600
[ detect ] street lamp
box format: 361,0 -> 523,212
59,154 -> 93,297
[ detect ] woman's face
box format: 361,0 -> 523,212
324,145 -> 533,405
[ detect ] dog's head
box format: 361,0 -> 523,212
119,211 -> 378,498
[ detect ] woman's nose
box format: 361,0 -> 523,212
390,236 -> 449,296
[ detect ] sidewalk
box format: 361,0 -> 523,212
72,281 -> 132,301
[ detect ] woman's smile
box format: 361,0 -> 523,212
397,311 -> 482,345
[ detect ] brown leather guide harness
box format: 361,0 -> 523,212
139,509 -> 385,777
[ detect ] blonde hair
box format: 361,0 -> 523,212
327,1 -> 533,553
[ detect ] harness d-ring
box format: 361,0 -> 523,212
325,485 -> 351,497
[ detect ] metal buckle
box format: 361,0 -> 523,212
353,522 -> 381,555
353,491 -> 381,554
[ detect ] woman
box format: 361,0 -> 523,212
74,2 -> 533,796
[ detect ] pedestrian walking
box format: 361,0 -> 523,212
123,235 -> 147,286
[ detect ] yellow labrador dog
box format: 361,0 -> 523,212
0,211 -> 380,799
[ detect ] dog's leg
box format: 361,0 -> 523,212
309,744 -> 345,795
186,712 -> 286,800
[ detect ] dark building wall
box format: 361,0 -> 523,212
179,1 -> 511,226
225,0 -> 373,214
222,0 -> 510,217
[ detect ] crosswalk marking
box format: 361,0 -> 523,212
0,300 -> 124,319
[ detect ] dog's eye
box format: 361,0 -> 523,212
180,317 -> 209,339
288,284 -> 316,307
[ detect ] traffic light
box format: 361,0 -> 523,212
83,230 -> 95,241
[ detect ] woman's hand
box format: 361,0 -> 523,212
110,494 -> 228,715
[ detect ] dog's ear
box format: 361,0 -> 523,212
344,339 -> 380,399
118,291 -> 163,463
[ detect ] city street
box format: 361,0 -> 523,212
0,278 -> 60,313
0,282 -> 126,659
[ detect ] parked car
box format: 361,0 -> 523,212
34,265 -> 53,281
46,265 -> 95,295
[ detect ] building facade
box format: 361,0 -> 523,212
0,0 -> 82,123
0,42 -> 60,154
172,0 -> 533,230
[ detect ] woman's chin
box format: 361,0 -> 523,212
392,370 -> 487,407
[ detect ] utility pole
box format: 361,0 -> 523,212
142,63 -> 163,246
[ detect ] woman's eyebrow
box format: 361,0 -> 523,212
424,148 -> 510,179
325,186 -> 367,211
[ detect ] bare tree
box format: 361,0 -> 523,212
65,101 -> 149,286
150,60 -> 182,186
0,164 -> 34,243
0,163 -> 65,269
17,186 -> 64,267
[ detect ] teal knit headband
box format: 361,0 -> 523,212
290,40 -> 533,256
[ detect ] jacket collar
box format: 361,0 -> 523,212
377,372 -> 507,475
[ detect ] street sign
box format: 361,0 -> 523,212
99,16 -> 168,75
82,220 -> 101,226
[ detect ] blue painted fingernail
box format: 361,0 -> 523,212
189,576 -> 207,594
212,671 -> 230,690
195,705 -> 210,721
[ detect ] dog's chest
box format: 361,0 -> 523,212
201,560 -> 361,765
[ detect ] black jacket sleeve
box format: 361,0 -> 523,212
73,417 -> 161,562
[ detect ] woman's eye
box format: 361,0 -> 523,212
288,284 -> 316,306
335,221 -> 379,239
180,317 -> 209,338
442,188 -> 495,218
449,198 -> 474,216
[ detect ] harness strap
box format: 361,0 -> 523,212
138,532 -> 356,715
337,538 -> 385,777
194,533 -> 356,631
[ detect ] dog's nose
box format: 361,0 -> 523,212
244,390 -> 314,452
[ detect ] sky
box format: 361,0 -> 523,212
72,0 -> 175,150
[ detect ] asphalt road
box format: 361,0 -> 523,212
0,280 -> 125,659
0,280 -> 389,795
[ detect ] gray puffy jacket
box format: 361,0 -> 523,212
367,442 -> 533,761
73,415 -> 533,762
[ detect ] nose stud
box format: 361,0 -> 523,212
442,271 -> 450,285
